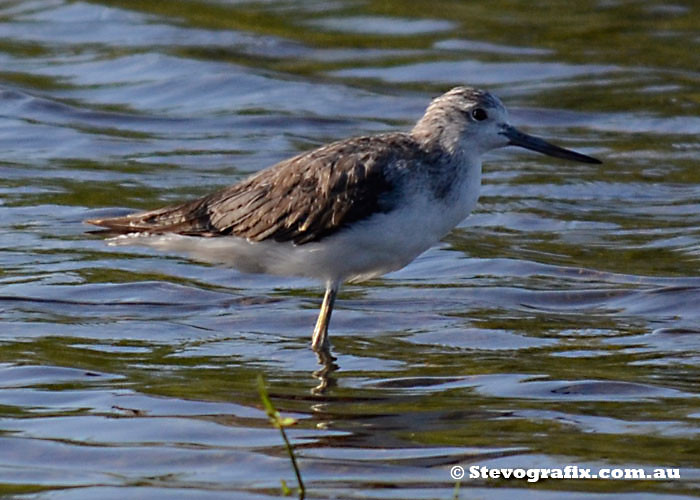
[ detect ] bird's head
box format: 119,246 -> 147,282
412,86 -> 601,164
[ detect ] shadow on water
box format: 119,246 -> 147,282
1,0 -> 699,498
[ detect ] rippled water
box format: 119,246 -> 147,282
1,1 -> 699,498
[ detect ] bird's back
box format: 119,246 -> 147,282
87,133 -> 436,245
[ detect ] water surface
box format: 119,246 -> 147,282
1,0 -> 699,498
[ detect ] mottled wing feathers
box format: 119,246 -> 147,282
87,134 -> 418,245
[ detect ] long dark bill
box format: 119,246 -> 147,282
501,125 -> 601,164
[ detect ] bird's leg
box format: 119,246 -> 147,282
311,280 -> 339,352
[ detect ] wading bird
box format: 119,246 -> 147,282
88,86 -> 600,354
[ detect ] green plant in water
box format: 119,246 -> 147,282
257,374 -> 305,499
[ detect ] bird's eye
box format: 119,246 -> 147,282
471,108 -> 488,121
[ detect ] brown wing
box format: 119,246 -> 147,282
87,133 -> 419,245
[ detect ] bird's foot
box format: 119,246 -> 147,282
311,343 -> 338,394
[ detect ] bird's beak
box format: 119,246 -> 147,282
500,125 -> 601,164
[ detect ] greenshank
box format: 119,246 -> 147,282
87,86 -> 601,353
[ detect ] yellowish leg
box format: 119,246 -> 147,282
311,281 -> 339,352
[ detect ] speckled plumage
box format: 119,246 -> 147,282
89,133 -> 447,244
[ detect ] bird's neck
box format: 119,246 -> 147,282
409,112 -> 482,205
411,116 -> 466,158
